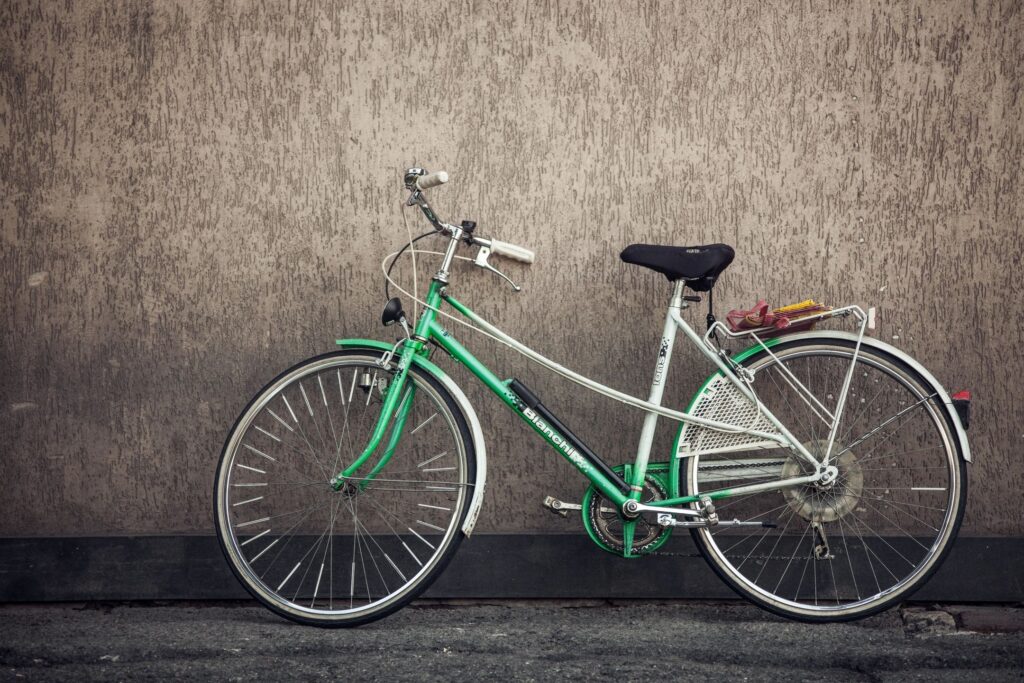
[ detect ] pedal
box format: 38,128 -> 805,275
542,496 -> 582,518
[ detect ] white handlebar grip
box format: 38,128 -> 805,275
490,239 -> 536,264
415,171 -> 449,190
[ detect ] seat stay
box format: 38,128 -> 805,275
668,306 -> 823,471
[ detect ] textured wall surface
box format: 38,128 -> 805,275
1,1 -> 1021,536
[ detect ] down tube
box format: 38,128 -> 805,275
425,318 -> 628,507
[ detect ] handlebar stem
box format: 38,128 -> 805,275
404,181 -> 465,283
434,225 -> 464,283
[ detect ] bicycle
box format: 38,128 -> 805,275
214,168 -> 972,627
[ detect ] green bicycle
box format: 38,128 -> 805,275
214,168 -> 971,626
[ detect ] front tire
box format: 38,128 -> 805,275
681,338 -> 967,622
214,349 -> 476,627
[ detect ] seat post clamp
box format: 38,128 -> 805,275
706,287 -> 719,345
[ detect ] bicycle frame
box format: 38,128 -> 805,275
216,169 -> 971,624
333,276 -> 841,521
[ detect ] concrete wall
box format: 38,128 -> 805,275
1,0 -> 1021,537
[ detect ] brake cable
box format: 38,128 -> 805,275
383,230 -> 434,303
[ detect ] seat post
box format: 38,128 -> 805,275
628,280 -> 687,496
669,280 -> 686,309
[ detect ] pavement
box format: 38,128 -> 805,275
1,601 -> 1022,681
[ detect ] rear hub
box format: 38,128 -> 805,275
781,439 -> 864,523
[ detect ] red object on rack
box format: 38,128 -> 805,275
726,299 -> 830,337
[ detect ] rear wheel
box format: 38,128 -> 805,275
681,338 -> 966,621
214,350 -> 475,627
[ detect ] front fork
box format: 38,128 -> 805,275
329,340 -> 421,490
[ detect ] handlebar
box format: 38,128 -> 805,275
415,170 -> 448,191
490,239 -> 535,264
403,167 -> 536,282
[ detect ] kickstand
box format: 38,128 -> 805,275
812,521 -> 834,560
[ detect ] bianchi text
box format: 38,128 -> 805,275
522,407 -> 588,468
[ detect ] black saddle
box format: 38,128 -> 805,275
620,243 -> 735,291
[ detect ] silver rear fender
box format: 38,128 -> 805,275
749,331 -> 972,462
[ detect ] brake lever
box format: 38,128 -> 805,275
474,246 -> 521,291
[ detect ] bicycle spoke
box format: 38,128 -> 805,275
833,395 -> 935,459
773,520 -> 812,594
218,356 -> 471,624
350,498 -> 389,600
304,380 -> 338,469
765,365 -> 828,444
687,342 -> 962,618
330,369 -> 359,476
751,506 -> 800,583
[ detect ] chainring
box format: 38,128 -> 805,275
586,473 -> 671,555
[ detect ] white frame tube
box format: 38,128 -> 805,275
628,281 -> 685,491
456,289 -> 823,470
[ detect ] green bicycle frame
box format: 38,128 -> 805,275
332,274 -> 831,526
336,279 -> 631,507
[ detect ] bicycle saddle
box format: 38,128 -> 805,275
620,243 -> 735,291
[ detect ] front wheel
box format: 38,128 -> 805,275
214,349 -> 476,627
681,338 -> 967,621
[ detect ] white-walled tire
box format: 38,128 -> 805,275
214,350 -> 475,627
683,338 -> 967,621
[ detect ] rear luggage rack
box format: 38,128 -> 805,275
704,305 -> 871,346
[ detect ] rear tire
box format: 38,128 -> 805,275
681,338 -> 967,622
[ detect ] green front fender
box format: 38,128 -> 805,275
334,338 -> 489,536
335,338 -> 448,378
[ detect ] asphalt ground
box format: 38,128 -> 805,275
1,601 -> 1022,681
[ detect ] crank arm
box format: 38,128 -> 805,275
623,500 -> 704,519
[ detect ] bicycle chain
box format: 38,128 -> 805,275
648,548 -> 807,562
597,458 -> 808,561
696,460 -> 788,471
622,529 -> 809,563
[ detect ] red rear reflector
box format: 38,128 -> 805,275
950,391 -> 971,430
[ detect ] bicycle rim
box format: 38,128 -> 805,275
684,340 -> 965,620
215,351 -> 473,626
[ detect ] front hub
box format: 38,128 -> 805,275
329,478 -> 361,498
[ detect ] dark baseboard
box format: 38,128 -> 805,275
0,534 -> 1020,603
